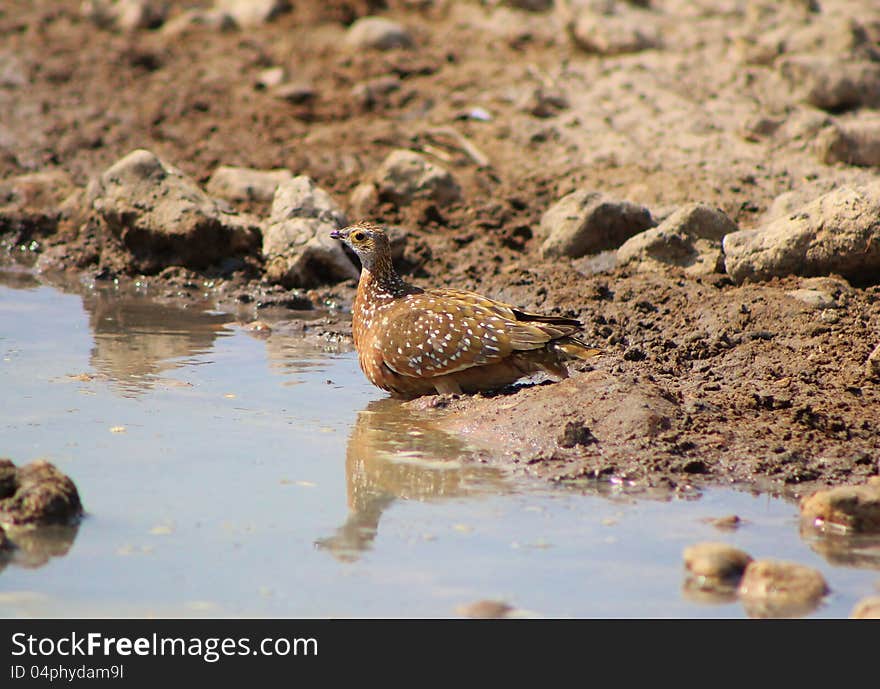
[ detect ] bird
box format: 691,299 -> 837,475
330,222 -> 601,399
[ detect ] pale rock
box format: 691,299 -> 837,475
345,17 -> 413,51
262,176 -> 358,288
539,190 -> 654,259
88,149 -> 260,272
206,166 -> 292,204
374,150 -> 461,206
723,182 -> 880,284
617,203 -> 735,275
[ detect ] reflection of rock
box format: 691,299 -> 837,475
82,290 -> 229,394
1,523 -> 80,572
315,398 -> 504,562
799,522 -> 880,570
0,459 -> 82,527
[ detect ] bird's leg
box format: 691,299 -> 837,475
433,377 -> 462,395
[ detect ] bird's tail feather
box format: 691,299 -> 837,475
551,336 -> 602,361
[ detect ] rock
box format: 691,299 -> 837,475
785,288 -> 835,309
851,596 -> 880,619
455,600 -> 515,618
348,182 -> 379,219
705,515 -> 742,531
0,169 -> 75,213
160,8 -> 236,36
0,52 -> 28,88
81,0 -> 169,30
272,82 -> 318,105
206,166 -> 292,203
255,66 -> 285,90
683,542 -> 753,583
569,9 -> 661,55
214,0 -> 290,27
738,560 -> 829,618
722,182 -> 880,284
800,478 -> 880,533
617,203 -> 736,275
88,149 -> 261,273
351,76 -> 401,110
779,57 -> 880,112
521,88 -> 569,118
262,176 -> 358,288
815,118 -> 880,167
0,459 -> 83,527
374,150 -> 461,207
867,344 -> 880,378
538,190 -> 654,259
344,17 -> 413,51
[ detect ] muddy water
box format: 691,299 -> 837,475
1,270 -> 878,618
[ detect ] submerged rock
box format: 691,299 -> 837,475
454,599 -> 515,619
683,542 -> 753,583
262,176 -> 358,288
800,478 -> 880,533
850,596 -> 880,619
539,190 -> 654,259
88,149 -> 261,273
0,459 -> 83,527
737,559 -> 829,618
723,182 -> 880,284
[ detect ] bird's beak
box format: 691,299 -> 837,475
330,229 -> 345,240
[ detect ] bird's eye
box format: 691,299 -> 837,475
352,231 -> 366,242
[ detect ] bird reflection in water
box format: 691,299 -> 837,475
315,398 -> 506,562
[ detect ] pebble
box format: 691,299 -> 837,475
455,600 -> 514,619
738,559 -> 829,618
344,17 -> 413,51
215,0 -> 290,27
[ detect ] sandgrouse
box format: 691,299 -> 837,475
331,222 -> 600,398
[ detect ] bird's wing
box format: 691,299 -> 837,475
378,292 -> 566,379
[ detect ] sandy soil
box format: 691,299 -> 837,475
1,0 -> 879,496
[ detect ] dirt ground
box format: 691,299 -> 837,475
2,0 -> 879,497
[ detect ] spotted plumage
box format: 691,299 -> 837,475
331,222 -> 601,398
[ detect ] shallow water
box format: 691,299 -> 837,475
1,269 -> 878,618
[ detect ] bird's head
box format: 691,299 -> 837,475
330,222 -> 391,272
